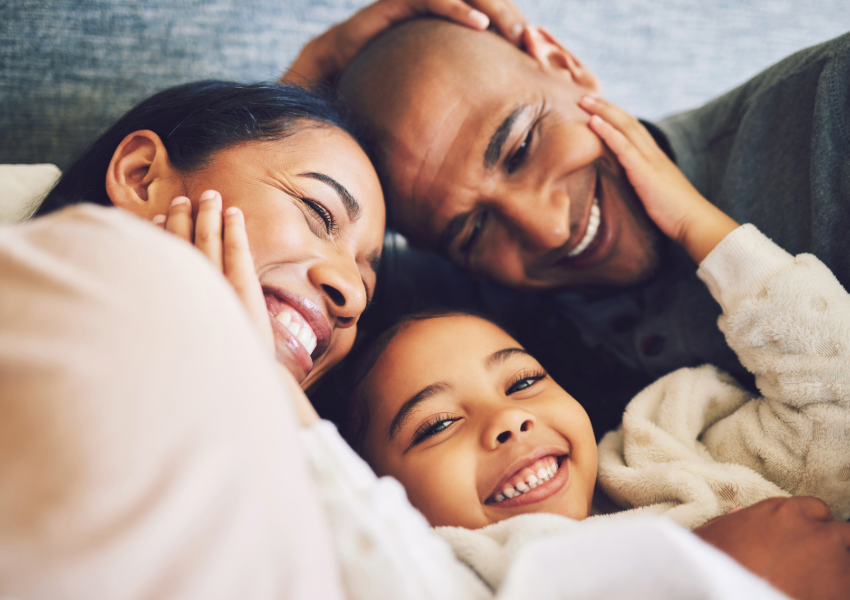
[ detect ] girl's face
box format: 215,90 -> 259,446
181,127 -> 385,386
359,315 -> 597,529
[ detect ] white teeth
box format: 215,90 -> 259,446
495,494 -> 506,502
516,482 -> 530,493
537,468 -> 548,480
566,198 -> 601,258
275,308 -> 318,355
504,488 -> 518,499
527,475 -> 539,487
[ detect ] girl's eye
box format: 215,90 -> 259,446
507,370 -> 547,395
505,126 -> 535,174
412,413 -> 458,446
302,198 -> 337,235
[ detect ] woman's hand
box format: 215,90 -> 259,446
152,190 -> 274,353
282,0 -> 526,86
580,95 -> 739,264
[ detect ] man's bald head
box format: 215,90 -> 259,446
337,19 -> 531,235
336,21 -> 657,293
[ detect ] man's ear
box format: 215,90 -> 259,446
522,26 -> 601,93
105,130 -> 181,218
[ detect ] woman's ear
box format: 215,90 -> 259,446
105,130 -> 181,218
522,26 -> 601,93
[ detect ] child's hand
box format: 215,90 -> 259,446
152,191 -> 274,354
580,95 -> 739,264
282,0 -> 526,85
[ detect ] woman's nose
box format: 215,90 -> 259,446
484,407 -> 535,450
308,255 -> 367,328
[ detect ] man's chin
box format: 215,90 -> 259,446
544,223 -> 667,295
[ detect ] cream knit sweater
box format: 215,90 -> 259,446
436,224 -> 850,592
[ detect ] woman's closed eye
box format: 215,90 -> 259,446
412,413 -> 460,446
301,197 -> 338,235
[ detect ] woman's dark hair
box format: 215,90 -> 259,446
36,80 -> 365,216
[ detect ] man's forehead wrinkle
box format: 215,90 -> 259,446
405,96 -> 476,244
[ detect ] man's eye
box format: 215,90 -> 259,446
505,127 -> 534,174
460,211 -> 488,256
302,198 -> 337,234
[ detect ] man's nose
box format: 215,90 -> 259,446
307,253 -> 366,329
482,406 -> 535,450
503,186 -> 571,251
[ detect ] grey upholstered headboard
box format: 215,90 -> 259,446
2,0 -> 848,169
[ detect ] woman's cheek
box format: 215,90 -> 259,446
300,326 -> 357,390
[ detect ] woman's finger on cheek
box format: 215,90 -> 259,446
164,196 -> 193,242
223,206 -> 274,350
194,190 -> 224,272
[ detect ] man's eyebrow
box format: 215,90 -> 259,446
388,381 -> 453,441
485,348 -> 531,370
484,106 -> 525,169
298,172 -> 361,221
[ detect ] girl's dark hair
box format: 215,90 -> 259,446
36,80 -> 364,216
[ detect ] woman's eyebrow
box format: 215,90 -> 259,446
388,381 -> 453,441
298,172 -> 361,221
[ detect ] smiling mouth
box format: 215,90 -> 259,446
487,455 -> 566,504
270,306 -> 318,354
566,197 -> 600,258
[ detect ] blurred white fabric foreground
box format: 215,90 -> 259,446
0,206 -> 344,600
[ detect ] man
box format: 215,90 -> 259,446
333,19 -> 850,431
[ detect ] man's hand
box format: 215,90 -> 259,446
694,497 -> 850,600
580,94 -> 739,264
282,0 -> 526,85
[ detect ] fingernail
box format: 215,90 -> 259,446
152,214 -> 166,225
511,23 -> 524,39
200,190 -> 217,202
224,206 -> 240,216
581,94 -> 596,105
468,9 -> 489,29
590,115 -> 604,125
169,196 -> 188,208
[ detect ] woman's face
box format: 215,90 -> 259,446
180,126 -> 385,386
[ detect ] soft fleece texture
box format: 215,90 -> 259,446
435,225 -> 850,592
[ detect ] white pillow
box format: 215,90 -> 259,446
0,164 -> 61,223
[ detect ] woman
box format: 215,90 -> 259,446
35,80 -> 386,388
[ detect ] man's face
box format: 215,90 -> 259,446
385,29 -> 661,290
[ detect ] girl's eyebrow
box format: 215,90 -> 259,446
388,381 -> 453,441
485,347 -> 530,370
